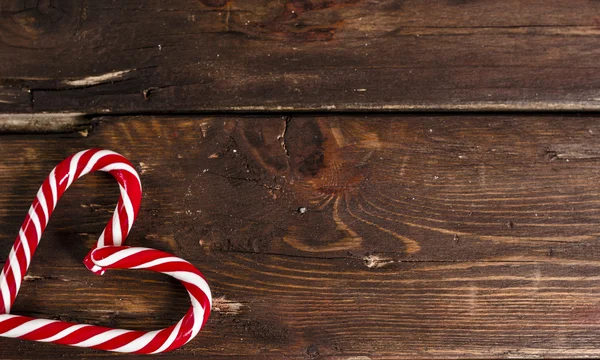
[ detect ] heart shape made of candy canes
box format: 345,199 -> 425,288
0,149 -> 211,354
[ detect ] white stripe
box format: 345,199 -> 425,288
151,320 -> 183,354
8,248 -> 21,298
189,296 -> 205,339
66,150 -> 87,188
73,329 -> 131,348
0,269 -> 11,314
164,271 -> 212,307
49,168 -> 58,208
0,318 -> 58,338
111,209 -> 122,245
97,231 -> 106,248
27,206 -> 42,243
119,185 -> 135,232
112,330 -> 159,353
20,229 -> 31,267
99,163 -> 141,188
131,257 -> 186,270
92,247 -> 149,267
80,150 -> 117,177
36,188 -> 49,225
89,265 -> 103,274
38,324 -> 90,343
0,314 -> 19,322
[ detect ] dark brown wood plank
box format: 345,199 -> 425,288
3,115 -> 600,358
2,1 -> 600,113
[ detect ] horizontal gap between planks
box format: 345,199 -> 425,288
2,110 -> 600,135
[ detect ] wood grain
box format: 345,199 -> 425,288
2,115 -> 600,358
2,0 -> 600,113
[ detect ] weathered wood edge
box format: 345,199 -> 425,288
0,113 -> 91,134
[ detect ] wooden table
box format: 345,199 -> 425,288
2,1 -> 600,358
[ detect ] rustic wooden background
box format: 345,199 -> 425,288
2,1 -> 600,359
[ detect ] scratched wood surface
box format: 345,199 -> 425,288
2,116 -> 600,358
2,0 -> 600,113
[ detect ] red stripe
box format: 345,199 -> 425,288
33,200 -> 47,232
0,316 -> 31,334
150,262 -> 202,275
119,171 -> 142,193
109,249 -> 165,269
54,157 -> 72,195
94,330 -> 145,351
22,214 -> 37,242
120,173 -> 142,219
91,246 -> 124,259
181,282 -> 211,314
23,218 -> 39,254
92,247 -> 159,268
21,321 -> 72,341
103,217 -> 114,246
117,200 -> 129,241
4,267 -> 17,305
166,310 -> 195,352
14,244 -> 28,288
56,325 -> 110,345
95,154 -> 129,172
74,149 -> 97,178
137,326 -> 173,354
41,180 -> 54,216
0,289 -> 6,313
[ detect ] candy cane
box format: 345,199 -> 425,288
0,148 -> 142,314
0,149 -> 211,353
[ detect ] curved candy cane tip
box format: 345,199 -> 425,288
82,255 -> 107,276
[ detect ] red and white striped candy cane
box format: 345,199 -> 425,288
1,148 -> 142,314
0,149 -> 211,353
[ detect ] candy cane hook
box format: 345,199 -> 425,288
0,149 -> 211,353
